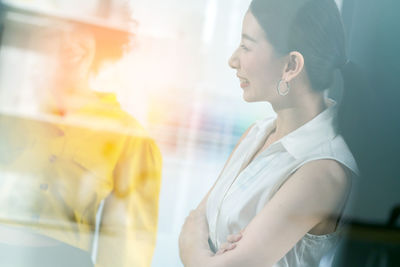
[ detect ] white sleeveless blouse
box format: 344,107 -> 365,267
206,102 -> 359,266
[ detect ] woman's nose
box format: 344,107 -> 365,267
228,50 -> 240,69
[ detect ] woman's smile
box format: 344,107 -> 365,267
237,74 -> 250,89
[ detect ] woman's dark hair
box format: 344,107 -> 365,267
250,0 -> 372,172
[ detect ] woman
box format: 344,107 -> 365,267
0,18 -> 161,267
179,0 -> 366,266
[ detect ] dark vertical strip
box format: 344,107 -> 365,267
334,0 -> 400,265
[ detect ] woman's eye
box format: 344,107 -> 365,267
240,44 -> 249,51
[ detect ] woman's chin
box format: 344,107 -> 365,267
242,92 -> 258,103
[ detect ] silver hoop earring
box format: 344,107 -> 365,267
277,79 -> 290,96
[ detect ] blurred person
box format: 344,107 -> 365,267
179,0 -> 371,266
0,9 -> 161,267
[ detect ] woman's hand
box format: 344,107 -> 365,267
179,205 -> 213,266
179,201 -> 209,247
179,209 -> 209,248
215,232 -> 243,255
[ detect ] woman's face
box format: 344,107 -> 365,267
229,11 -> 285,103
58,27 -> 96,83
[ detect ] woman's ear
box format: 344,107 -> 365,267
282,51 -> 305,82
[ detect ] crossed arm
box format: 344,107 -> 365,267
179,159 -> 351,267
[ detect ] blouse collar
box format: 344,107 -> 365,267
255,99 -> 338,159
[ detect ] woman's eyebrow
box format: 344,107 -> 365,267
242,33 -> 257,43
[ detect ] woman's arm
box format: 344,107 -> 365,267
180,159 -> 351,267
179,199 -> 214,266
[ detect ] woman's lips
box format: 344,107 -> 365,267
239,78 -> 250,88
237,74 -> 249,88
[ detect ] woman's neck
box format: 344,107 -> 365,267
272,94 -> 327,140
43,78 -> 97,116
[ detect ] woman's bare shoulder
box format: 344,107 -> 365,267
296,159 -> 351,190
276,159 -> 352,219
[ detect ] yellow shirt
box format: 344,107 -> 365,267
0,93 -> 162,267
